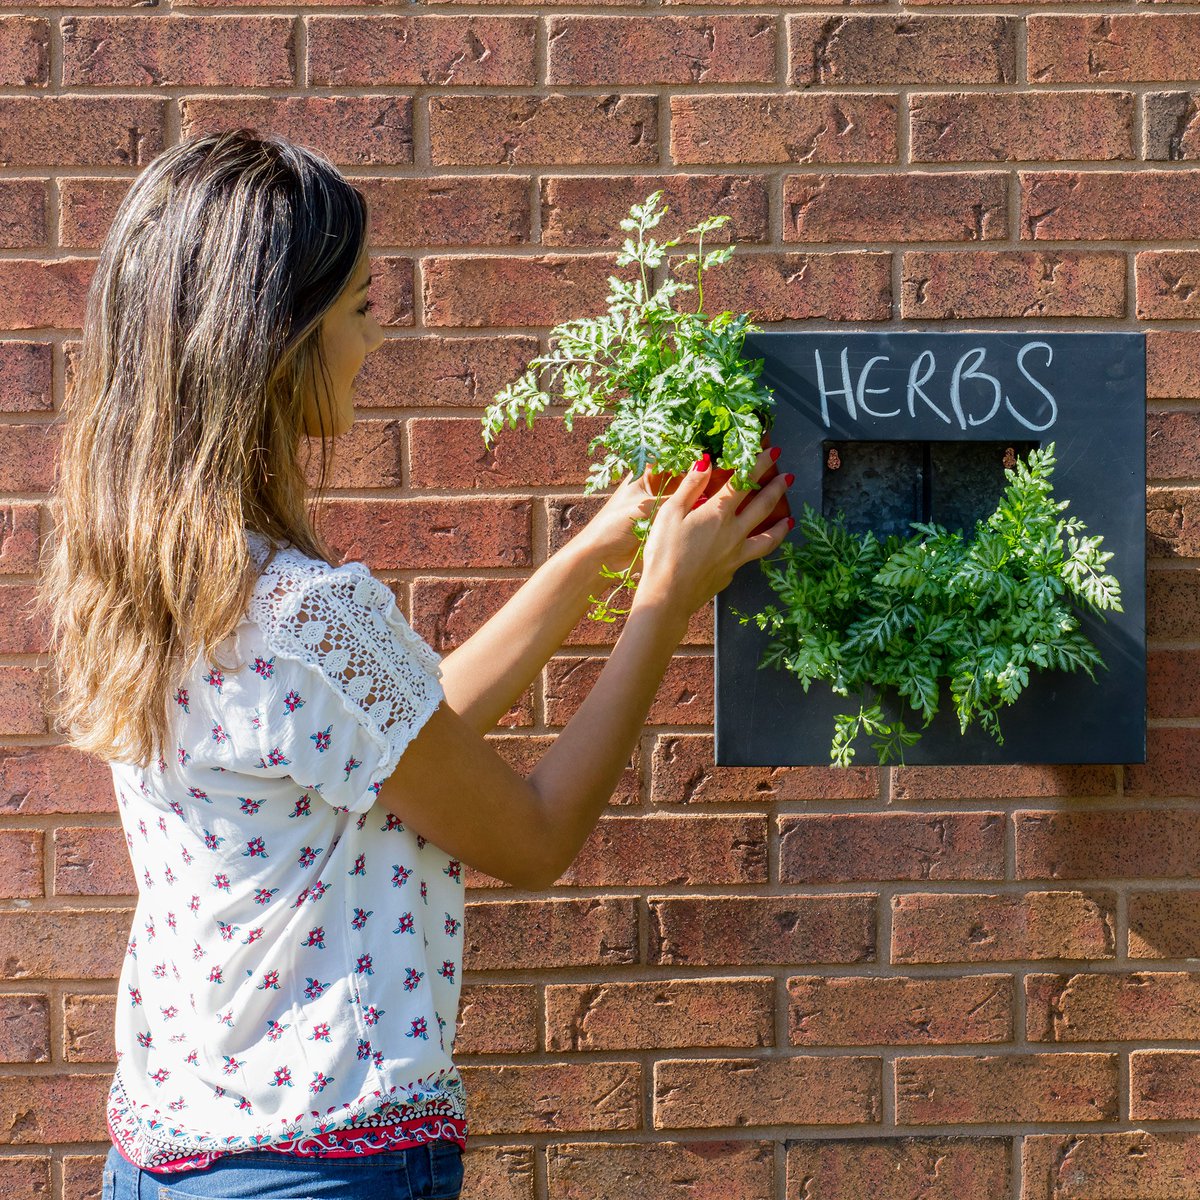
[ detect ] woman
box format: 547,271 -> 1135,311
30,128 -> 792,1199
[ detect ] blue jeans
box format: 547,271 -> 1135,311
101,1140 -> 465,1199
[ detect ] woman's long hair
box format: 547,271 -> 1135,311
27,127 -> 368,770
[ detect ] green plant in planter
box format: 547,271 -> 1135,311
733,444 -> 1123,766
481,190 -> 776,622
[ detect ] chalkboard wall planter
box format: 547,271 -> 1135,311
714,331 -> 1146,767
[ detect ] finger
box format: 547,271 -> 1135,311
734,470 -> 793,531
712,446 -> 780,507
734,513 -> 794,569
663,452 -> 712,517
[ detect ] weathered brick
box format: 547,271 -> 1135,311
1022,1132 -> 1200,1200
547,15 -> 774,85
0,830 -> 41,898
1149,649 -> 1200,717
544,655 -> 714,727
0,1074 -> 110,1143
780,812 -> 1004,883
464,897 -> 637,970
0,17 -> 48,87
0,995 -> 48,1063
654,1055 -> 880,1128
1148,331 -> 1200,400
788,1137 -> 1011,1199
457,1062 -> 641,1134
1132,1050 -> 1200,1120
0,910 -> 130,980
1129,889 -> 1200,959
453,983 -> 538,1056
182,96 -> 413,166
0,1156 -> 50,1200
1029,15 -> 1200,83
356,177 -> 530,248
547,978 -> 773,1051
320,498 -> 532,570
0,666 -> 48,736
783,172 -> 1007,242
0,424 -> 57,491
455,1145 -> 533,1200
308,16 -> 537,87
648,894 -> 876,966
891,762 -> 1116,801
892,891 -> 1116,963
0,504 -> 43,577
429,94 -> 658,166
1026,972 -> 1200,1042
1016,809 -> 1200,879
896,1053 -> 1117,1124
911,91 -> 1132,162
0,745 -> 116,816
541,175 -> 769,247
62,15 -> 294,86
58,177 -> 129,248
1149,412 -> 1200,483
670,94 -> 898,165
63,993 -> 116,1064
901,250 -> 1124,319
549,1141 -> 772,1200
0,97 -> 165,167
0,261 -> 94,333
0,182 -> 45,251
1148,487 -> 1200,558
298,418 -> 403,491
0,344 -> 50,413
788,974 -> 1012,1046
554,813 -> 767,887
0,584 -> 45,655
1144,91 -> 1200,161
61,1156 -> 103,1200
1148,568 -> 1200,641
1023,171 -> 1200,240
789,15 -> 1016,86
1129,728 -> 1200,798
1138,251 -> 1200,320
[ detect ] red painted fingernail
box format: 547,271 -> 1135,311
787,517 -> 795,530
769,446 -> 781,462
785,473 -> 795,486
693,453 -> 710,472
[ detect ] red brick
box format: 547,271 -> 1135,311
788,1137 -> 1010,1199
457,1062 -> 641,1134
892,891 -> 1116,963
1148,331 -> 1200,399
429,94 -> 658,167
548,15 -> 773,85
1016,809 -> 1200,879
0,424 -> 57,490
1022,1132 -> 1200,1200
0,910 -> 130,980
1147,487 -> 1200,558
0,830 -> 41,898
320,497 -> 532,570
1138,252 -> 1200,320
309,16 -> 536,87
297,419 -> 403,492
0,17 -> 48,86
1023,171 -> 1200,240
0,344 -> 50,413
895,1053 -> 1117,1124
0,1074 -> 110,1143
1128,729 -> 1200,797
464,897 -> 637,970
58,177 -> 129,248
549,1142 -> 771,1200
670,94 -> 897,165
544,654 -> 714,727
910,91 -> 1132,162
891,763 -> 1116,801
1026,972 -> 1200,1042
1149,649 -> 1200,717
541,175 -> 769,247
0,995 -> 48,1063
780,812 -> 1003,883
0,260 -> 94,333
0,1156 -> 49,1200
62,16 -> 294,86
789,15 -> 1015,86
355,177 -> 530,248
0,745 -> 116,816
1144,92 -> 1200,161
901,250 -> 1124,319
1149,412 -> 1200,483
0,584 -> 46,654
0,666 -> 48,736
788,975 -> 1012,1046
651,733 -> 879,804
783,172 -> 1007,242
1131,1050 -> 1200,1120
0,97 -> 165,167
0,182 -> 45,251
1029,15 -> 1200,83
453,983 -> 538,1056
63,993 -> 116,1064
61,1156 -> 103,1200
53,830 -> 134,897
182,96 -> 413,166
546,978 -> 773,1051
654,1055 -> 880,1128
648,894 -> 876,966
1129,889 -> 1200,959
1148,568 -> 1200,640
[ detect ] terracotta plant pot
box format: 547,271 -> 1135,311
645,431 -> 792,538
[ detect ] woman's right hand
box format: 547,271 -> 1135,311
634,447 -> 794,622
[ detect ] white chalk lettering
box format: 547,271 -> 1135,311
906,350 -> 952,425
1010,341 -> 1058,432
951,347 -> 1004,430
814,347 -> 856,428
856,355 -> 900,418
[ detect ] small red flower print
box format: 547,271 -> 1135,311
194,945 -> 207,965
203,830 -> 225,850
217,1008 -> 234,1026
292,886 -> 311,909
407,1017 -> 428,1040
178,747 -> 192,767
420,881 -> 428,904
243,927 -> 264,945
185,1049 -> 199,1064
351,907 -> 372,930
126,937 -> 137,958
203,667 -> 224,691
144,918 -> 156,940
444,914 -> 460,936
394,912 -> 414,935
222,1055 -> 241,1075
355,953 -> 374,976
356,811 -> 369,831
355,1039 -> 372,1060
217,921 -> 237,941
381,814 -> 404,833
340,755 -> 362,781
208,966 -> 224,984
142,868 -> 155,889
290,796 -> 312,819
266,1018 -> 290,1041
161,1005 -> 179,1020
236,1096 -> 254,1113
348,853 -> 366,877
270,1066 -> 293,1088
212,873 -> 230,891
137,1031 -> 153,1048
252,655 -> 275,680
138,819 -> 147,839
416,834 -> 426,849
157,816 -> 167,835
174,687 -> 190,712
302,927 -> 326,949
128,986 -> 142,1006
391,864 -> 412,888
163,866 -> 176,885
244,836 -> 268,858
372,1049 -> 385,1069
149,1067 -> 170,1086
307,880 -> 329,903
210,722 -> 229,746
186,786 -> 209,804
125,831 -> 134,852
304,977 -> 327,1000
362,1005 -> 385,1026
257,746 -> 289,770
310,1072 -> 334,1094
438,960 -> 456,984
310,1022 -> 331,1042
253,887 -> 279,905
311,724 -> 332,753
168,1097 -> 187,1112
444,860 -> 462,883
240,797 -> 264,815
283,688 -> 304,714
403,967 -> 423,992
180,846 -> 193,866
298,846 -> 321,869
152,963 -> 168,979
169,800 -> 185,819
258,970 -> 280,991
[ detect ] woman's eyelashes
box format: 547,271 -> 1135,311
359,299 -> 374,316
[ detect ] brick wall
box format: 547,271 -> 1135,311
1,4 -> 1198,1199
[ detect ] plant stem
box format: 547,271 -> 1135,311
587,472 -> 676,621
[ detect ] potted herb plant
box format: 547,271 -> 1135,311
481,191 -> 788,622
734,443 -> 1123,765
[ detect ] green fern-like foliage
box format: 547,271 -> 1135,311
736,443 -> 1123,766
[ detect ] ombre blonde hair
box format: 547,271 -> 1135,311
28,128 -> 369,770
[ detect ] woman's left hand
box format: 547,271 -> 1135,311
571,467 -> 668,574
